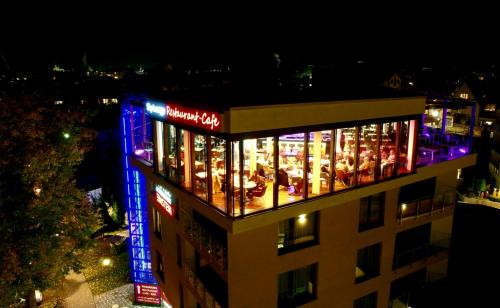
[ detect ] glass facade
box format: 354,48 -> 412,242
124,100 -> 472,219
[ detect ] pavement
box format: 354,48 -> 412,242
61,278 -> 151,308
61,270 -> 95,308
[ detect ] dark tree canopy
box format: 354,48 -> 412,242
0,95 -> 100,305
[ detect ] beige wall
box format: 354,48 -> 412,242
227,97 -> 426,134
142,152 -> 475,308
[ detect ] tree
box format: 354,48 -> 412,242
0,95 -> 101,306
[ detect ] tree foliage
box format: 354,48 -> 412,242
0,95 -> 101,305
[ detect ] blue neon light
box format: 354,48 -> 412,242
121,102 -> 158,287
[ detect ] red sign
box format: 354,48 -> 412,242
135,283 -> 161,305
166,103 -> 221,131
153,191 -> 175,217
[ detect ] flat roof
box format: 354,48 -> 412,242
149,84 -> 422,112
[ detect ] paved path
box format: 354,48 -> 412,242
61,270 -> 96,308
95,284 -> 152,308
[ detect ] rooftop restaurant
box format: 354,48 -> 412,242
123,94 -> 474,218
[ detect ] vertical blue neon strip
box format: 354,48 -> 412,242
122,102 -> 157,286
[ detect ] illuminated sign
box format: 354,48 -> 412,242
166,103 -> 221,131
135,283 -> 161,305
153,185 -> 176,217
146,101 -> 167,119
144,100 -> 222,131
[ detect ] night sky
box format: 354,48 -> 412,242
1,7 -> 499,71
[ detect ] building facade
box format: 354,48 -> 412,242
122,94 -> 476,308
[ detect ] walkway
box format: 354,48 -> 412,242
61,270 -> 95,308
95,284 -> 152,308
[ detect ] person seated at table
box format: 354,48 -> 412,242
277,168 -> 290,189
346,157 -> 355,172
336,158 -> 349,173
358,156 -> 370,171
387,149 -> 396,162
249,170 -> 266,186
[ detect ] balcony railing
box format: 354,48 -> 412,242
181,212 -> 227,279
398,191 -> 455,223
184,259 -> 223,308
393,236 -> 450,270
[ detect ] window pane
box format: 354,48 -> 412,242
308,131 -> 332,197
380,122 -> 397,179
356,243 -> 381,283
193,134 -> 207,200
358,124 -> 378,185
278,264 -> 316,307
334,127 -> 355,191
398,120 -> 416,175
278,212 -> 318,252
155,121 -> 165,174
167,125 -> 177,182
231,141 -> 241,217
210,136 -> 226,212
278,133 -> 305,205
179,129 -> 192,190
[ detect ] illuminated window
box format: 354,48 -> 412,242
459,93 -> 469,99
278,212 -> 318,254
485,104 -> 496,112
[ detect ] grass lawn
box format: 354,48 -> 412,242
81,236 -> 131,295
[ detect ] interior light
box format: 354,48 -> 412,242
401,203 -> 407,211
431,110 -> 439,117
298,214 -> 307,224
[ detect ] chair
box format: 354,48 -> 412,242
247,184 -> 267,199
335,169 -> 349,187
278,169 -> 290,189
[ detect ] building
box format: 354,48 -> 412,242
121,89 -> 476,308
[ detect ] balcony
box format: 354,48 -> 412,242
398,191 -> 455,223
181,212 -> 227,280
184,259 -> 223,308
393,235 -> 450,270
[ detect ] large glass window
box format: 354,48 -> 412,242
278,263 -> 317,307
278,212 -> 318,254
193,134 -> 207,201
358,124 -> 378,185
210,136 -> 226,212
308,131 -> 332,197
231,141 -> 241,216
167,125 -> 177,182
131,105 -> 153,162
398,120 -> 416,175
278,133 -> 306,205
241,137 -> 274,213
155,121 -> 165,174
380,121 -> 398,179
359,193 -> 384,232
179,129 -> 192,190
334,127 -> 356,191
356,243 -> 381,284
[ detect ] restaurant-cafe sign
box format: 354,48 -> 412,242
153,185 -> 176,218
145,100 -> 221,131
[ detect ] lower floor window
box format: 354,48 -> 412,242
278,263 -> 317,307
